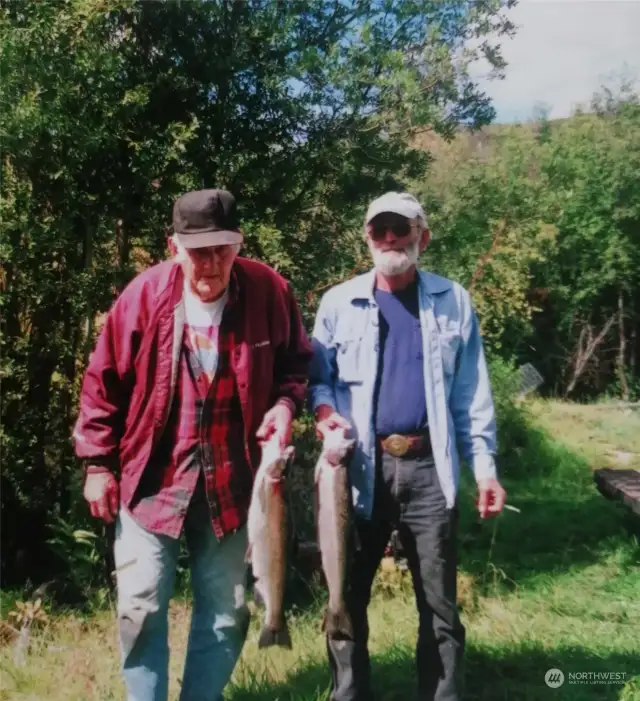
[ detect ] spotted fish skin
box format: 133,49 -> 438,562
315,427 -> 355,640
246,439 -> 294,649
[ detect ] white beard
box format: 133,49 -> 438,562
369,238 -> 420,276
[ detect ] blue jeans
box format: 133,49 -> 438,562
114,487 -> 250,701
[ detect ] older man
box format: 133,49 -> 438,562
309,192 -> 506,701
73,189 -> 312,701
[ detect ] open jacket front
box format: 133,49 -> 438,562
73,257 -> 313,517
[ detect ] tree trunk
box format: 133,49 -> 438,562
115,218 -> 131,294
629,295 -> 637,378
618,290 -> 629,401
565,315 -> 617,397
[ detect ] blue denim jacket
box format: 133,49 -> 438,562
308,268 -> 498,519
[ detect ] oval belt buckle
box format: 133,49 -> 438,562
386,434 -> 410,457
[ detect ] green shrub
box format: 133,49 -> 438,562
486,355 -> 534,480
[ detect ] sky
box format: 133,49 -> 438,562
472,0 -> 640,123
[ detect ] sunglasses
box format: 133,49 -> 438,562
368,214 -> 413,241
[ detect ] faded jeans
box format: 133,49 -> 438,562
113,485 -> 250,701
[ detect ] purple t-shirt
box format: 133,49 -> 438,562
373,278 -> 428,435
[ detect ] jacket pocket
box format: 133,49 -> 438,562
439,329 -> 461,377
248,338 -> 274,378
335,336 -> 364,385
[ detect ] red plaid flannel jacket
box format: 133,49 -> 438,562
128,284 -> 251,538
73,258 -> 312,538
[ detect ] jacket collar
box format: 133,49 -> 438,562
347,267 -> 452,302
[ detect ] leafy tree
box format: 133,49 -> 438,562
1,0 -> 514,588
414,124 -> 556,356
412,86 -> 640,398
533,98 -> 640,396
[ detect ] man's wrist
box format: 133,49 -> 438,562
314,404 -> 335,423
85,464 -> 113,475
471,453 -> 498,483
274,397 -> 296,417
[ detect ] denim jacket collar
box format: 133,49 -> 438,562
346,267 -> 453,303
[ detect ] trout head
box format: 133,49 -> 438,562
260,440 -> 295,483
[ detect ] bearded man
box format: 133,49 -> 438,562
308,192 -> 506,701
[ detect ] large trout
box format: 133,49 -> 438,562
246,438 -> 294,649
315,426 -> 355,640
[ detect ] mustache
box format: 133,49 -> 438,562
377,246 -> 414,256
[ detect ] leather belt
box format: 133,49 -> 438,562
377,432 -> 432,458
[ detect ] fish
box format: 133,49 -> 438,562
315,426 -> 355,640
246,438 -> 294,649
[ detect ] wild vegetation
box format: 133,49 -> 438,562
1,7 -> 639,693
1,399 -> 638,700
1,0 -> 518,588
416,94 -> 640,396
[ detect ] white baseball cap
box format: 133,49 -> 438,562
365,191 -> 428,227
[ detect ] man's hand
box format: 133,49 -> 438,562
256,403 -> 294,449
476,478 -> 506,519
314,404 -> 351,440
83,470 -> 119,524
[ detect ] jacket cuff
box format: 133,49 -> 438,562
83,454 -> 119,475
309,387 -> 337,414
85,464 -> 113,474
470,453 -> 498,482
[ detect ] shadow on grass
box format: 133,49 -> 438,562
227,641 -> 639,701
456,485 -> 636,588
452,413 -> 640,591
280,413 -> 640,612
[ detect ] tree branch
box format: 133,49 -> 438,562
565,315 -> 617,397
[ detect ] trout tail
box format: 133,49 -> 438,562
258,622 -> 292,649
323,607 -> 354,640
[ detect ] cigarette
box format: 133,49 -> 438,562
503,504 -> 521,513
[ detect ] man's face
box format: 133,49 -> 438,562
179,243 -> 239,302
366,212 -> 429,276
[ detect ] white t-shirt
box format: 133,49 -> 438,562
183,282 -> 228,383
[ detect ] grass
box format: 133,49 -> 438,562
1,400 -> 639,701
528,398 -> 640,469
